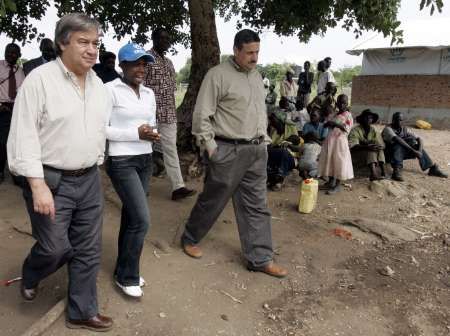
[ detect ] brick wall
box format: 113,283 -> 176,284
352,75 -> 450,109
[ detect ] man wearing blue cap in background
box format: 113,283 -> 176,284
104,42 -> 159,298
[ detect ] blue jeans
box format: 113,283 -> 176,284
267,147 -> 295,184
386,141 -> 433,171
106,154 -> 152,286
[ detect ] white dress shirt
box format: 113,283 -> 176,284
106,78 -> 157,156
317,70 -> 335,94
0,60 -> 25,103
7,58 -> 109,178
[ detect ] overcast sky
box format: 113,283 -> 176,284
1,1 -> 449,71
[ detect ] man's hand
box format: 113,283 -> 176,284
28,178 -> 55,220
413,150 -> 423,159
138,124 -> 160,142
207,147 -> 217,159
368,143 -> 383,151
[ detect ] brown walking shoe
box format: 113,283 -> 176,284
247,261 -> 288,278
182,243 -> 203,259
66,314 -> 113,332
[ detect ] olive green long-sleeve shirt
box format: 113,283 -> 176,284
192,58 -> 269,153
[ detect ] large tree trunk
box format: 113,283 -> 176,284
177,0 -> 220,151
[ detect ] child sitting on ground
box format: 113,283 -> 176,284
298,132 -> 322,179
301,108 -> 329,143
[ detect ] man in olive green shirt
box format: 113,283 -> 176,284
348,109 -> 386,180
181,29 -> 287,279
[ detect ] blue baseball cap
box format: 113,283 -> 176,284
118,43 -> 155,63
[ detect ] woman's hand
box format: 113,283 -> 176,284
138,124 -> 160,141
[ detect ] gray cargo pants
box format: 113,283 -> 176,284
182,140 -> 274,268
22,167 -> 103,320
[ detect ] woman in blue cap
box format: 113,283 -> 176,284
105,43 -> 158,298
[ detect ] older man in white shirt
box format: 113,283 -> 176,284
7,13 -> 113,332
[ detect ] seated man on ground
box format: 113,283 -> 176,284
348,109 -> 386,181
274,96 -> 295,120
298,132 -> 322,179
382,112 -> 447,181
267,112 -> 302,190
302,108 -> 329,143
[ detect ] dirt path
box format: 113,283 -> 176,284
0,128 -> 449,336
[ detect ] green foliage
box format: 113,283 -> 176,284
0,0 -> 188,45
334,65 -> 362,88
176,57 -> 191,84
257,62 -> 295,85
217,0 -> 444,45
176,54 -> 233,85
0,0 -> 444,47
0,0 -> 48,41
0,0 -> 16,17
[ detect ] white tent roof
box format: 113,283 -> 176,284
347,18 -> 450,56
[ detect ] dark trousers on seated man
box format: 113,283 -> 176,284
386,138 -> 433,171
352,149 -> 385,168
267,147 -> 296,187
22,167 -> 103,320
182,140 -> 273,269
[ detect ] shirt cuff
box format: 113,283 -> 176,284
9,161 -> 44,178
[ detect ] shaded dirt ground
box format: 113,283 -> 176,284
0,128 -> 449,336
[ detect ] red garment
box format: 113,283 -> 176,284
8,65 -> 16,100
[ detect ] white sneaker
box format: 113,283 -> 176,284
139,276 -> 146,287
115,280 -> 143,298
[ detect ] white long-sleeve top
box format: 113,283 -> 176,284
106,78 -> 157,156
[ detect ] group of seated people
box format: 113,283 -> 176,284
266,89 -> 448,192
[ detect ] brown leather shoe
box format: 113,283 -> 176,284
66,314 -> 113,332
20,283 -> 38,301
182,243 -> 203,259
247,261 -> 288,278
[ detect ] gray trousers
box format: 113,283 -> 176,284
182,141 -> 273,268
22,168 -> 103,320
159,122 -> 185,191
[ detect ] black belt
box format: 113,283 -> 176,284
44,165 -> 96,177
215,136 -> 264,145
0,102 -> 14,110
